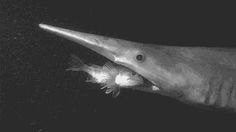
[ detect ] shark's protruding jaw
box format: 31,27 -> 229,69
39,24 -> 137,63
39,23 -> 159,91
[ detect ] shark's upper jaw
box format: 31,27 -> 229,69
39,23 -> 139,68
39,23 -> 158,88
39,24 -> 135,63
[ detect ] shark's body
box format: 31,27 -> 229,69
39,24 -> 236,111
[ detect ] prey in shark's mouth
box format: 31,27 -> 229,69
66,54 -> 158,97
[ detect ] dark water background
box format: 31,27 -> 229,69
1,0 -> 236,131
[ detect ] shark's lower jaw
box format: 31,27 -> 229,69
112,63 -> 161,92
110,63 -> 159,93
137,77 -> 160,90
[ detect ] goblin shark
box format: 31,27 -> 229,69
39,23 -> 236,111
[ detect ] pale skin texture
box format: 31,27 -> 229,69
39,24 -> 236,112
124,45 -> 236,109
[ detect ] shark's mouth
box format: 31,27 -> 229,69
75,50 -> 159,94
116,63 -> 155,88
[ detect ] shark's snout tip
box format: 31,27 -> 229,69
38,23 -> 60,34
38,23 -> 44,28
39,23 -> 50,30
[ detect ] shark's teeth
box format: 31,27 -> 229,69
152,85 -> 160,91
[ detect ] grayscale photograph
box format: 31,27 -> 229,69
0,0 -> 236,131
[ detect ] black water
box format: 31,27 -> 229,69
1,0 -> 236,131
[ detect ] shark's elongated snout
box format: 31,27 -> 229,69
39,24 -> 135,62
39,23 -> 159,90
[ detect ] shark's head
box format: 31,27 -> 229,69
39,24 -> 164,91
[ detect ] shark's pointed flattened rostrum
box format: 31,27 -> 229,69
39,23 -> 236,111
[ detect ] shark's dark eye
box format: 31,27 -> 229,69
136,54 -> 145,62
